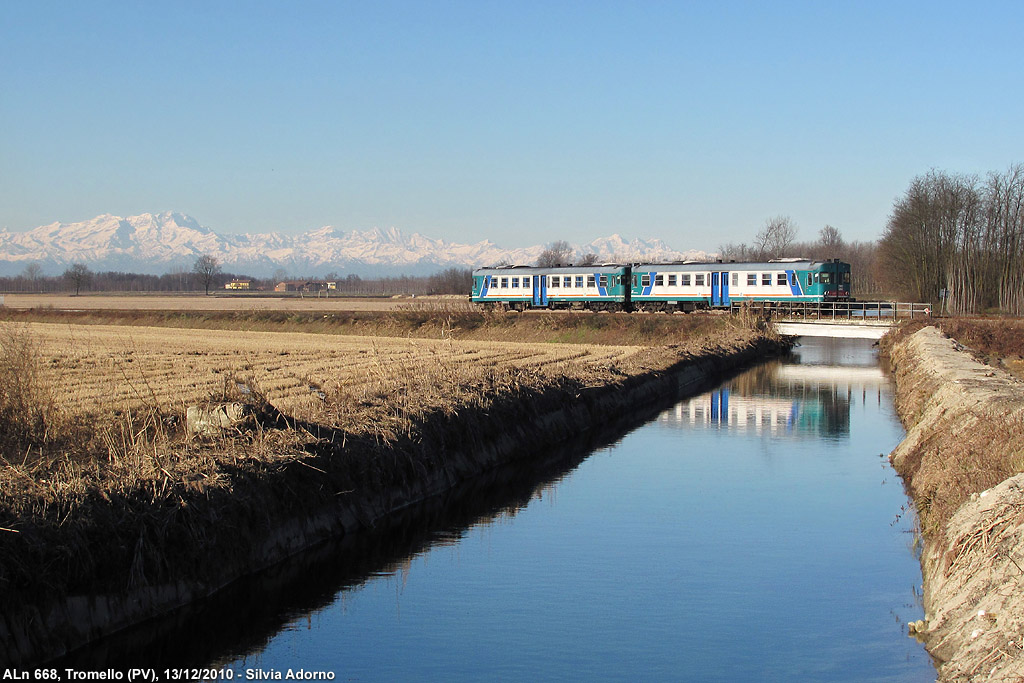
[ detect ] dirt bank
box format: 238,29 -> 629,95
887,326 -> 1024,681
0,333 -> 785,666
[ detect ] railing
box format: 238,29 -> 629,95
738,300 -> 933,323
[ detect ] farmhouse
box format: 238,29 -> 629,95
225,279 -> 252,290
274,280 -> 337,293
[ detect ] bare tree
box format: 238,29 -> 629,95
578,252 -> 600,266
193,254 -> 222,295
536,240 -> 574,267
21,262 -> 42,290
753,216 -> 798,260
817,225 -> 844,255
717,242 -> 751,261
63,263 -> 92,296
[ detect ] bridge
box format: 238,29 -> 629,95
750,301 -> 932,340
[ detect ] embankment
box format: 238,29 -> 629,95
0,335 -> 785,666
887,326 -> 1024,680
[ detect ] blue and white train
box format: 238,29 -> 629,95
471,259 -> 851,311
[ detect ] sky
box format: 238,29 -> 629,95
2,0 -> 1022,251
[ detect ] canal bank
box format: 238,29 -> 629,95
0,334 -> 787,666
887,326 -> 1024,680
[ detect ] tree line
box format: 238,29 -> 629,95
879,165 -> 1024,314
0,257 -> 474,297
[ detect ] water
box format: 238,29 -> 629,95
59,338 -> 934,680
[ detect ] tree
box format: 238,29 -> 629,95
63,263 -> 92,296
427,267 -> 473,294
753,216 -> 798,259
817,225 -> 844,255
192,254 -> 222,295
536,240 -> 574,267
22,262 -> 42,284
578,252 -> 600,266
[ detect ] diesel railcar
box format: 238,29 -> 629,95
471,259 -> 851,312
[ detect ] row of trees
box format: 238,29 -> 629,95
0,256 -> 473,297
718,218 -> 885,298
879,165 -> 1024,314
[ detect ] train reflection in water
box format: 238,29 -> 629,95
658,347 -> 889,440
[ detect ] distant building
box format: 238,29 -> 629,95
274,280 -> 337,293
225,279 -> 252,290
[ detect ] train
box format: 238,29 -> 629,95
471,259 -> 851,312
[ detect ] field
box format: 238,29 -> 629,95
11,321 -> 648,430
0,292 -> 448,312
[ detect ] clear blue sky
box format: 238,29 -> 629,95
2,1 -> 1022,250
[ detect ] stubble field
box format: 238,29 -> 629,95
10,321 -> 649,431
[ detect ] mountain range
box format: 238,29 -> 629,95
0,211 -> 709,277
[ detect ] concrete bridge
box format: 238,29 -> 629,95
766,301 -> 931,340
774,320 -> 893,340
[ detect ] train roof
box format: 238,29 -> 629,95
632,259 -> 847,271
474,259 -> 847,274
473,264 -> 628,275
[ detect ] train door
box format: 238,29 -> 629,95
711,272 -> 721,306
720,271 -> 730,306
532,275 -> 547,307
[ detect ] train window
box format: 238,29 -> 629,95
511,278 -> 519,288
563,276 -> 572,288
731,272 -> 738,286
790,273 -> 797,287
549,276 -> 559,288
761,273 -> 771,286
668,274 -> 677,286
681,274 -> 691,286
844,272 -> 850,283
641,274 -> 651,287
655,274 -> 664,286
747,273 -> 756,286
776,273 -> 787,286
587,275 -> 596,287
501,277 -> 508,288
821,273 -> 832,284
575,276 -> 584,288
695,273 -> 705,286
600,275 -> 609,288
632,275 -> 637,287
807,274 -> 812,287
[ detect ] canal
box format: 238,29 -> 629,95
59,337 -> 935,680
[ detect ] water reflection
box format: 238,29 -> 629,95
46,384 -> 694,670
50,338 -> 933,681
661,341 -> 888,440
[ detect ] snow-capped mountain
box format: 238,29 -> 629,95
0,212 -> 709,277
